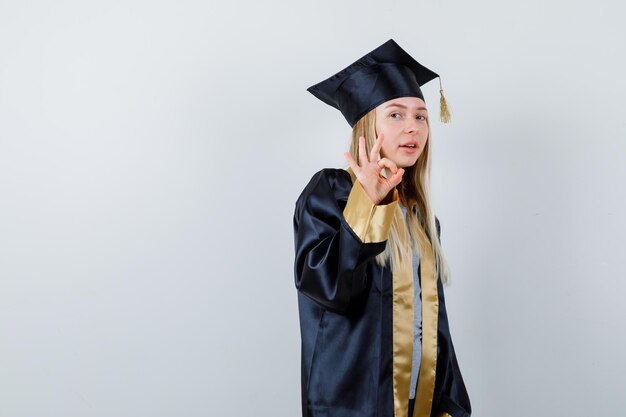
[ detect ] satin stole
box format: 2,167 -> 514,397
345,168 -> 439,417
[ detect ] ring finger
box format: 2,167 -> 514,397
358,136 -> 369,167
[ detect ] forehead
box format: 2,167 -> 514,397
378,96 -> 427,111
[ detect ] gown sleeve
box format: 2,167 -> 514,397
293,168 -> 398,314
434,217 -> 472,417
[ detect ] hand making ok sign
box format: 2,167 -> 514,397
344,132 -> 404,205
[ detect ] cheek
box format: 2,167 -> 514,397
378,126 -> 399,155
376,122 -> 397,141
380,142 -> 394,157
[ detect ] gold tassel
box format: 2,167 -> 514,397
438,77 -> 451,123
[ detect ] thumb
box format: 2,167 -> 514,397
390,168 -> 404,187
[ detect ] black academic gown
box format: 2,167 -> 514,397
293,168 -> 471,417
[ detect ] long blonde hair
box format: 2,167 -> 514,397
347,108 -> 451,285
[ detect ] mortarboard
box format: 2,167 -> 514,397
307,39 -> 451,127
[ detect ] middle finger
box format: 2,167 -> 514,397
369,132 -> 384,162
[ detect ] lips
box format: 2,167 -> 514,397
400,145 -> 418,153
400,141 -> 418,148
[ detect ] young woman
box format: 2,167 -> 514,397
293,39 -> 471,417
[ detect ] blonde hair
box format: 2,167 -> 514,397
347,108 -> 451,285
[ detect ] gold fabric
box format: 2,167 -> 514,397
391,208 -> 414,417
342,168 -> 399,243
342,168 -> 439,417
412,221 -> 439,417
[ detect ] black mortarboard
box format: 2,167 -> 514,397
307,39 -> 451,127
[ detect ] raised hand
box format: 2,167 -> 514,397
344,132 -> 404,205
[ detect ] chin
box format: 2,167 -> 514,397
397,157 -> 419,168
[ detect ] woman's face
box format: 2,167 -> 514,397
375,96 -> 429,168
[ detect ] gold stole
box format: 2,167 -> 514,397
345,168 -> 439,417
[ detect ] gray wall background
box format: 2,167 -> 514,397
1,0 -> 624,416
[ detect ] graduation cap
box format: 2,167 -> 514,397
307,39 -> 451,127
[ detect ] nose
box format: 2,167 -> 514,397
405,118 -> 421,134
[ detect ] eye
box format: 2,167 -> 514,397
416,115 -> 426,121
390,112 -> 401,119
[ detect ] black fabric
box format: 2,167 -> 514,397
307,39 -> 439,127
293,168 -> 472,417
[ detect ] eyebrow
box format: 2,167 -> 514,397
385,103 -> 428,111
